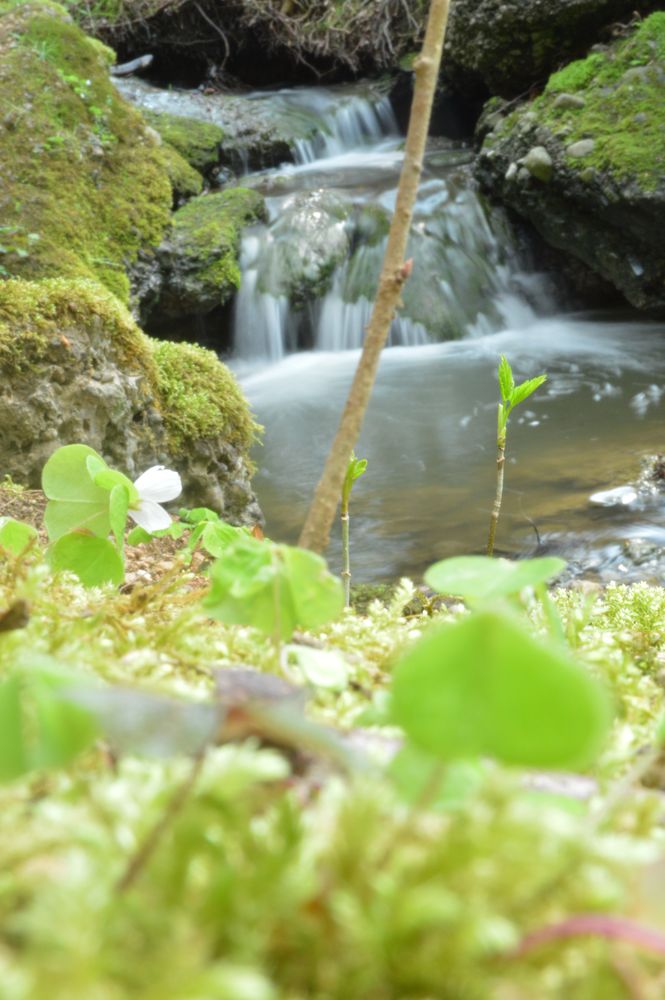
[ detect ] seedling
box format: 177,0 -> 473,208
487,356 -> 547,556
340,452 -> 367,606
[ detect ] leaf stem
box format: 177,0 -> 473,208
487,441 -> 505,557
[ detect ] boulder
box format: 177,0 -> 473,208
0,2 -> 173,303
476,13 -> 665,311
148,188 -> 267,320
443,0 -> 659,98
0,278 -> 262,524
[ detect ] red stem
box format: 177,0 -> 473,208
512,914 -> 665,959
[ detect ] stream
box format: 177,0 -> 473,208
126,79 -> 665,584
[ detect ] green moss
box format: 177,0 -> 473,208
152,339 -> 259,452
538,13 -> 665,187
0,276 -> 158,379
144,110 -> 224,174
158,142 -> 203,200
0,3 -> 172,302
172,187 -> 266,298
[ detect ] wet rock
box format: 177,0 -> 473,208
113,77 -> 317,171
256,190 -> 351,307
149,188 -> 267,320
477,13 -> 665,311
553,93 -> 587,110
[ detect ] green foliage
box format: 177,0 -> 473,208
203,534 -> 344,641
391,609 -> 613,768
341,451 -> 367,513
0,655 -> 99,782
0,516 -> 38,556
496,355 -> 546,447
48,532 -> 125,587
43,444 -> 132,541
425,554 -> 565,603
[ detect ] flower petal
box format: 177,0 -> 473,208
134,466 -> 182,503
128,499 -> 172,532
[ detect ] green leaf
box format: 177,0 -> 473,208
179,507 -> 220,525
285,645 -> 349,691
86,455 -> 138,504
109,484 -> 129,552
497,355 -> 514,402
48,532 -> 124,587
0,517 -> 38,556
424,555 -> 566,602
510,374 -> 547,408
43,444 -> 112,540
199,520 -> 245,558
203,537 -> 344,640
389,742 -> 485,809
0,675 -> 28,781
391,611 -> 612,768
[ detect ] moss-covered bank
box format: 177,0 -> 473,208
0,1 -> 173,302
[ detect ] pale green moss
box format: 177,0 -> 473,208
158,142 -> 204,199
0,276 -> 158,379
152,339 -> 259,452
145,110 -> 224,174
539,12 -> 665,187
0,3 -> 172,302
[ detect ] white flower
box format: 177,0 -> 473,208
129,466 -> 182,532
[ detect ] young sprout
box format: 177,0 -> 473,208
487,356 -> 547,557
341,452 -> 368,607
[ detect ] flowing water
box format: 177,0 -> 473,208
215,84 -> 665,583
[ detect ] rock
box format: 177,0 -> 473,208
0,5 -> 172,304
143,110 -> 225,177
476,12 -> 665,311
443,0 -> 658,98
567,138 -> 595,157
113,77 -> 317,171
0,278 -> 261,524
149,188 -> 267,321
553,93 -> 587,110
255,191 -> 351,306
524,146 -> 553,181
589,485 -> 638,507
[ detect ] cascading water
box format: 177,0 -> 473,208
224,84 -> 665,584
231,86 -> 549,361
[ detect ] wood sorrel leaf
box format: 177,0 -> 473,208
109,484 -> 130,552
48,532 -> 124,587
43,444 -> 112,540
391,611 -> 612,769
425,555 -> 566,603
0,517 -> 38,556
203,536 -> 344,640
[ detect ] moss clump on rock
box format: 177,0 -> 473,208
0,2 -> 172,302
158,142 -> 204,200
144,109 -> 224,175
155,187 -> 266,318
0,275 -> 157,378
540,12 -> 665,187
152,339 -> 259,451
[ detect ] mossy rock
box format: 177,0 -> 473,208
158,141 -> 204,200
154,187 -> 266,319
476,12 -> 665,311
0,276 -> 262,521
144,109 -> 224,176
0,1 -> 172,303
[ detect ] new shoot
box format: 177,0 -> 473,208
341,452 -> 368,606
487,356 -> 547,557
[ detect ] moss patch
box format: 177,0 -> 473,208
0,276 -> 157,377
0,2 -> 172,302
537,12 -> 665,187
158,142 -> 203,200
144,109 -> 224,175
152,339 -> 259,452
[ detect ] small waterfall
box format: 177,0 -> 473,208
230,84 -> 552,363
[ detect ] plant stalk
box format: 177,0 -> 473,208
298,0 -> 451,554
341,505 -> 351,606
486,441 -> 505,557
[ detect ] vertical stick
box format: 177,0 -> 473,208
341,502 -> 351,606
298,0 -> 451,554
